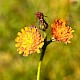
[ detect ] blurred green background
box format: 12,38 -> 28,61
0,0 -> 80,80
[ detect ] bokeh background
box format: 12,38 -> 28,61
0,0 -> 80,80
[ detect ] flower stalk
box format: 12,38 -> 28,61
37,36 -> 52,80
37,40 -> 47,80
37,61 -> 41,80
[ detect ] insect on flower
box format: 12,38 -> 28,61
35,12 -> 48,31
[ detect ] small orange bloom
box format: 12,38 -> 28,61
15,26 -> 44,56
51,18 -> 74,44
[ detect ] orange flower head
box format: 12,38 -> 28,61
51,18 -> 74,44
15,26 -> 44,56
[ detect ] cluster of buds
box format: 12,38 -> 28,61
35,12 -> 48,31
15,12 -> 74,56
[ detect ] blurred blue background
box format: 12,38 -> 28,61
0,0 -> 80,80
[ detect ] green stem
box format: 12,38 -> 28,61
37,61 -> 42,80
36,37 -> 52,80
36,39 -> 47,80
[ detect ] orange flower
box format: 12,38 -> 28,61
15,26 -> 44,56
51,18 -> 74,44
